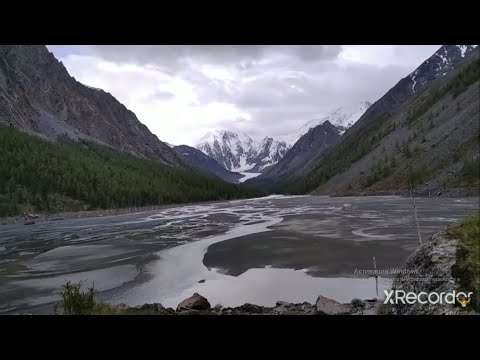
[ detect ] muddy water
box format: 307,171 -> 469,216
0,195 -> 478,313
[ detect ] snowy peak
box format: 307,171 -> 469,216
255,137 -> 290,171
196,130 -> 290,172
291,101 -> 372,144
408,45 -> 477,93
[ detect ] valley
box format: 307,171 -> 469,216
1,44 -> 479,316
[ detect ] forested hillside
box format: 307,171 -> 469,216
0,125 -> 264,217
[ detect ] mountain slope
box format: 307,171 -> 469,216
196,130 -> 290,172
247,121 -> 342,190
0,45 -> 180,166
298,46 -> 480,196
345,45 -> 478,137
173,145 -> 243,183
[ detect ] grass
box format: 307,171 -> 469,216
449,212 -> 480,311
53,281 -> 158,315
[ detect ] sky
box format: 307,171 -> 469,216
47,45 -> 441,146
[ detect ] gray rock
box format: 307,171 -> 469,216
315,295 -> 351,315
238,303 -> 263,313
176,293 -> 211,311
140,303 -> 164,312
387,229 -> 478,315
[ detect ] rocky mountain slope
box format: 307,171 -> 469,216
196,130 -> 290,173
0,45 -> 180,166
254,45 -> 479,195
173,145 -> 242,183
246,121 -> 342,190
304,45 -> 479,196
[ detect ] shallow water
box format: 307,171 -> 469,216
0,195 -> 478,313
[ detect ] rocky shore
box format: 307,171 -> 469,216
110,293 -> 382,315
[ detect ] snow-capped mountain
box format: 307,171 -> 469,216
253,136 -> 290,171
408,45 -> 477,93
289,101 -> 372,144
196,130 -> 290,172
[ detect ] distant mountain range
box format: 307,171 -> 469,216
194,102 -> 371,176
196,130 -> 290,173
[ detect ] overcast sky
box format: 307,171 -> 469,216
47,45 -> 440,146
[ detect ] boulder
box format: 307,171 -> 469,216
176,293 -> 211,311
315,295 -> 351,315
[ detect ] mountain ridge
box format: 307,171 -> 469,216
0,45 -> 181,166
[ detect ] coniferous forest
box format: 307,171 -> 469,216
0,125 -> 264,217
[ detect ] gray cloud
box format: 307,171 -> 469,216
50,45 -> 441,145
86,45 -> 342,68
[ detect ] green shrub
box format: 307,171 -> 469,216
54,281 -> 96,315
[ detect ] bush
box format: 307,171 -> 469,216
53,281 -> 159,315
54,281 -> 95,315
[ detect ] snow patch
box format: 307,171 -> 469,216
411,75 -> 417,93
238,172 -> 262,183
456,45 -> 468,57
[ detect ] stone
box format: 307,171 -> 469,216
198,279 -> 206,283
238,303 -> 263,313
176,293 -> 211,311
140,303 -> 164,312
315,295 -> 351,315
